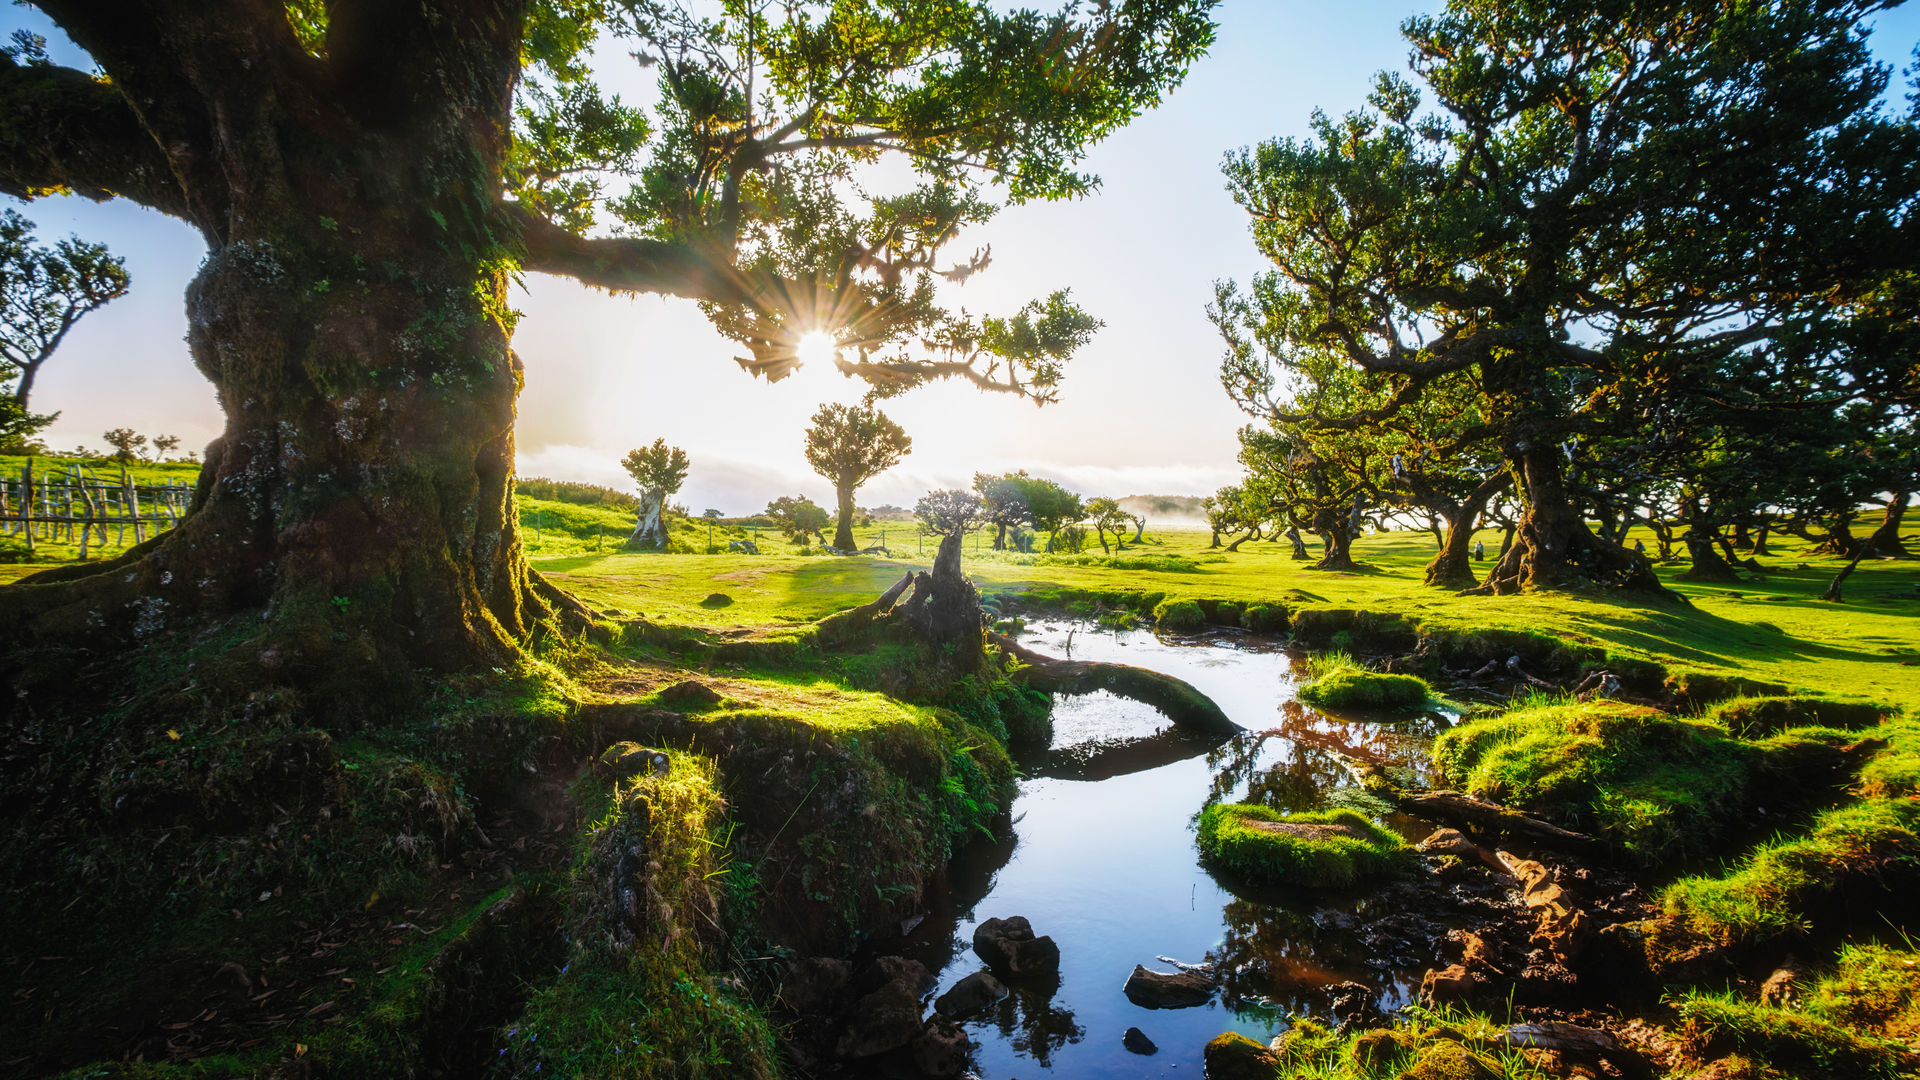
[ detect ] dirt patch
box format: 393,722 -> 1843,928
1247,820 -> 1374,843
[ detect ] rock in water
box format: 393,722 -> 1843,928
1122,1027 -> 1158,1055
1416,827 -> 1479,859
834,957 -> 930,1060
1122,963 -> 1213,1009
972,916 -> 1060,977
912,1014 -> 972,1077
933,970 -> 1006,1018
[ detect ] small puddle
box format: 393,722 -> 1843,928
896,622 -> 1455,1078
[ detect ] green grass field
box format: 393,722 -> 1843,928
6,454 -> 1914,704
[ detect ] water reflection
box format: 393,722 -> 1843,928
895,623 -> 1452,1078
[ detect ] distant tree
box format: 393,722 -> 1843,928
973,472 -> 1036,550
151,434 -> 182,461
1018,478 -> 1084,553
803,403 -> 912,551
621,439 -> 690,548
1083,496 -> 1131,554
1,209 -> 130,415
766,496 -> 830,545
701,508 -> 723,548
102,427 -> 145,464
915,489 -> 987,541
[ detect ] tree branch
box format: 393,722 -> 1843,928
0,55 -> 189,219
506,203 -> 759,306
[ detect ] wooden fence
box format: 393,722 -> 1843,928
1,459 -> 193,557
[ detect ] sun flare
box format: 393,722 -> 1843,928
796,331 -> 837,369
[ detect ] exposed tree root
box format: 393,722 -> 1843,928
990,632 -> 1240,735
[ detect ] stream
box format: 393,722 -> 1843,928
898,621 -> 1456,1078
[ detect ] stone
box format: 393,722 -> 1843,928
1203,1032 -> 1280,1080
1398,1042 -> 1503,1080
1349,1029 -> 1404,1069
594,741 -> 670,782
659,680 -> 723,709
972,916 -> 1060,977
1758,956 -> 1809,1008
1419,963 -> 1482,1004
777,956 -> 852,1014
933,969 -> 1006,1018
1416,828 -> 1479,859
1328,980 -> 1387,1033
911,1014 -> 971,1076
834,957 -> 930,1059
1123,963 -> 1214,1009
1122,1027 -> 1158,1055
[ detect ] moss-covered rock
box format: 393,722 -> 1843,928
1196,804 -> 1414,888
1298,669 -> 1433,712
1203,1031 -> 1281,1080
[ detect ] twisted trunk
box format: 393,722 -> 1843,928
1424,471 -> 1510,588
1474,439 -> 1667,597
1867,492 -> 1911,557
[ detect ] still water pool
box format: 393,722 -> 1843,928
897,622 -> 1452,1078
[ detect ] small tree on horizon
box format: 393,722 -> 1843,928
102,427 -> 145,464
766,495 -> 831,545
621,439 -> 690,548
803,403 -> 912,551
1083,497 -> 1130,554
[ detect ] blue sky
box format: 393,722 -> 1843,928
5,2 -> 1917,516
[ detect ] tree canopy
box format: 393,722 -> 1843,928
0,205 -> 129,446
0,0 -> 1218,673
803,401 -> 911,550
1213,0 -> 1920,597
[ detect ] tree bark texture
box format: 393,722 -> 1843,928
0,4 -> 591,686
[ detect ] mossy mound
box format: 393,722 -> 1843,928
1710,695 -> 1887,737
1247,1012 -> 1521,1079
1152,597 -> 1207,632
1241,602 -> 1287,633
1433,697 -> 1859,864
1298,669 -> 1433,712
1672,944 -> 1920,1079
1196,804 -> 1414,888
1660,798 -> 1920,945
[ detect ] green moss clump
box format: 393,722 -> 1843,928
1196,804 -> 1413,888
1433,697 -> 1859,864
1241,602 -> 1287,633
1710,695 -> 1887,737
1673,951 -> 1920,1080
1153,597 -> 1207,632
1660,799 -> 1920,944
1298,669 -> 1432,712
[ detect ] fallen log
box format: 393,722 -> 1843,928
990,632 -> 1239,735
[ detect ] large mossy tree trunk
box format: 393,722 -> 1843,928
0,8 -> 585,704
1474,435 -> 1667,596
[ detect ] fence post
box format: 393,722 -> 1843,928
22,458 -> 35,556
